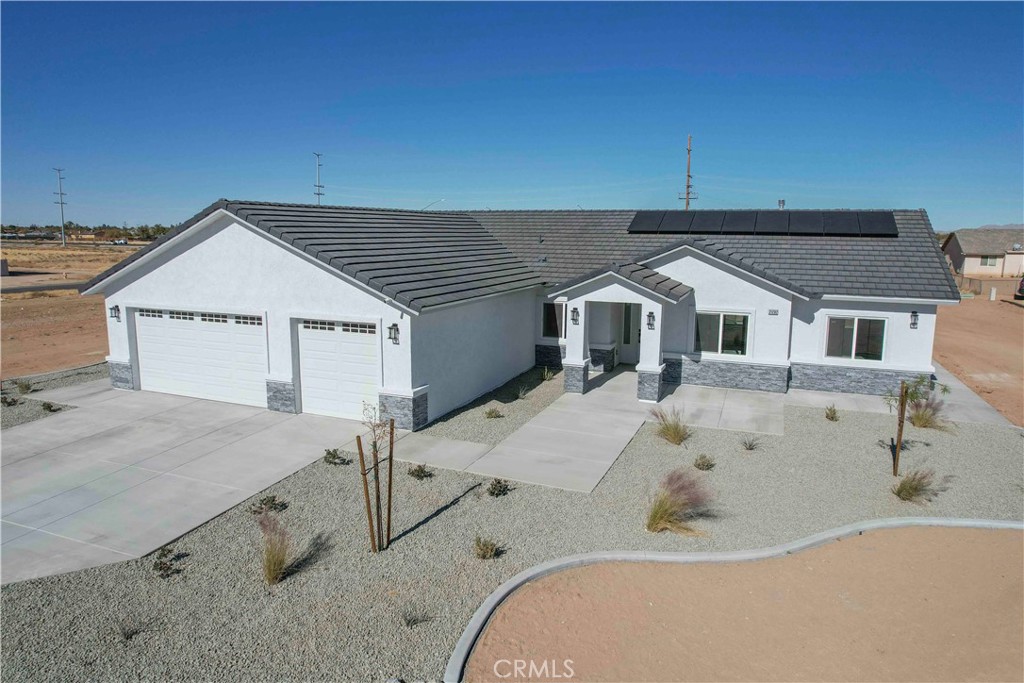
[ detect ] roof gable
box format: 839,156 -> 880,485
951,227 -> 1024,255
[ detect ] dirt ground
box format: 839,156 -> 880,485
466,527 -> 1024,683
934,297 -> 1024,426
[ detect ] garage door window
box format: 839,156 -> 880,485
169,311 -> 194,321
201,313 -> 229,323
303,320 -> 336,331
138,309 -> 163,318
340,322 -> 375,334
235,315 -> 263,326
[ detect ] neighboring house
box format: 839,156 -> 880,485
942,227 -> 1024,277
82,201 -> 959,430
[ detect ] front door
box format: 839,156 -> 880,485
618,303 -> 641,364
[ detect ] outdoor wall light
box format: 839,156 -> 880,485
647,311 -> 656,329
108,304 -> 121,322
570,307 -> 580,325
387,323 -> 400,344
910,311 -> 919,329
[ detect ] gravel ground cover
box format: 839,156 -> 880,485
421,366 -> 564,445
1,406 -> 1021,682
0,362 -> 107,430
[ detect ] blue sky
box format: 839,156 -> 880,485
2,2 -> 1021,230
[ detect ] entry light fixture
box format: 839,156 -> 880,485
108,304 -> 121,322
570,307 -> 580,325
387,323 -> 400,344
646,311 -> 656,329
910,311 -> 919,329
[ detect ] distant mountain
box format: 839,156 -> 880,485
959,223 -> 1024,232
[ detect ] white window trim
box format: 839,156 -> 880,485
823,315 -> 887,363
540,300 -> 567,342
693,310 -> 753,359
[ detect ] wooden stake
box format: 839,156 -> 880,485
386,418 -> 395,549
355,435 -> 377,553
893,381 -> 908,476
373,437 -> 383,552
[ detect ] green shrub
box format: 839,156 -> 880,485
151,546 -> 186,579
323,448 -> 352,465
693,454 -> 715,471
541,367 -> 555,382
484,407 -> 503,419
740,436 -> 760,451
249,495 -> 288,515
474,536 -> 502,559
649,406 -> 692,446
14,380 -> 32,395
1,395 -> 19,407
408,464 -> 433,480
825,404 -> 839,422
517,385 -> 528,399
487,478 -> 512,497
41,401 -> 61,413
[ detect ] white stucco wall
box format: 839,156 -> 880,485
645,249 -> 794,366
790,300 -> 937,372
98,216 -> 414,396
1002,253 -> 1024,277
961,255 -> 1005,277
410,289 -> 537,421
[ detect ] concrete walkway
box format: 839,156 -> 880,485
1,381 -> 488,584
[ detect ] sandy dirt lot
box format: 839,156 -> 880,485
934,297 -> 1024,426
0,244 -> 132,378
466,527 -> 1023,683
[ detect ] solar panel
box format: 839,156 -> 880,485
788,211 -> 824,235
689,211 -> 726,233
823,211 -> 861,236
857,212 -> 898,236
658,211 -> 694,233
722,211 -> 757,234
627,211 -> 664,233
754,211 -> 789,235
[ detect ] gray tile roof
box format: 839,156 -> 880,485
949,227 -> 1024,255
84,200 -> 544,312
469,209 -> 959,301
551,262 -> 693,302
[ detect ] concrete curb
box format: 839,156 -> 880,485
443,517 -> 1024,682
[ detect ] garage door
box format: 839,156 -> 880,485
298,319 -> 378,419
135,308 -> 268,407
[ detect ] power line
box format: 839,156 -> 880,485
677,135 -> 698,210
313,153 -> 325,205
53,167 -> 67,247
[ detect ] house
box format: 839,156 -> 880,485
82,201 -> 959,430
942,227 -> 1024,277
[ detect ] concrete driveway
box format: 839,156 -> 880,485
1,381 -> 373,584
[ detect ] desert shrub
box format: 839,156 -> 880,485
151,546 -> 187,579
907,396 -> 951,430
645,468 -> 713,535
484,407 -> 503,419
323,448 -> 352,466
1,395 -> 19,407
884,375 -> 950,415
115,618 -> 158,644
892,468 -> 952,503
517,385 -> 529,399
408,464 -> 433,480
649,406 -> 692,446
14,380 -> 31,395
740,436 -> 760,451
257,513 -> 290,585
249,495 -> 288,515
693,453 -> 715,471
474,536 -> 501,559
825,404 -> 839,422
541,366 -> 555,382
41,401 -> 61,413
487,478 -> 512,497
400,605 -> 433,628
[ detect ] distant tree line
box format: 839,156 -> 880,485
0,221 -> 174,242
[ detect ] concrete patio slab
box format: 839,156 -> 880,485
392,433 -> 492,471
500,423 -> 632,464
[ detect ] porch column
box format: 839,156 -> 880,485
637,300 -> 665,402
563,298 -> 590,393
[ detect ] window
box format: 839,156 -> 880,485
340,322 -> 375,334
138,309 -> 163,318
169,311 -> 194,321
621,304 -> 633,344
980,256 -> 998,266
235,315 -> 263,326
695,312 -> 749,355
542,303 -> 566,339
826,317 -> 885,361
303,320 -> 336,331
200,313 -> 228,324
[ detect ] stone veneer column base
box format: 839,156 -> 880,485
789,363 -> 929,396
379,391 -> 429,431
108,360 -> 135,390
563,361 -> 590,394
535,344 -> 566,370
637,366 -> 664,402
266,380 -> 298,413
589,347 -> 616,372
663,357 -> 788,393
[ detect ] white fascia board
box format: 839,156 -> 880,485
639,244 -> 810,301
547,272 -> 683,305
819,294 -> 959,306
82,209 -> 420,317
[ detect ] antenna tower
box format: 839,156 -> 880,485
53,168 -> 68,247
313,153 -> 325,205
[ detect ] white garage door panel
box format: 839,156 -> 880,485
299,321 -> 378,419
135,311 -> 268,407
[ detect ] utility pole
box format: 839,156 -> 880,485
53,168 -> 68,246
313,153 -> 325,205
677,136 -> 697,210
